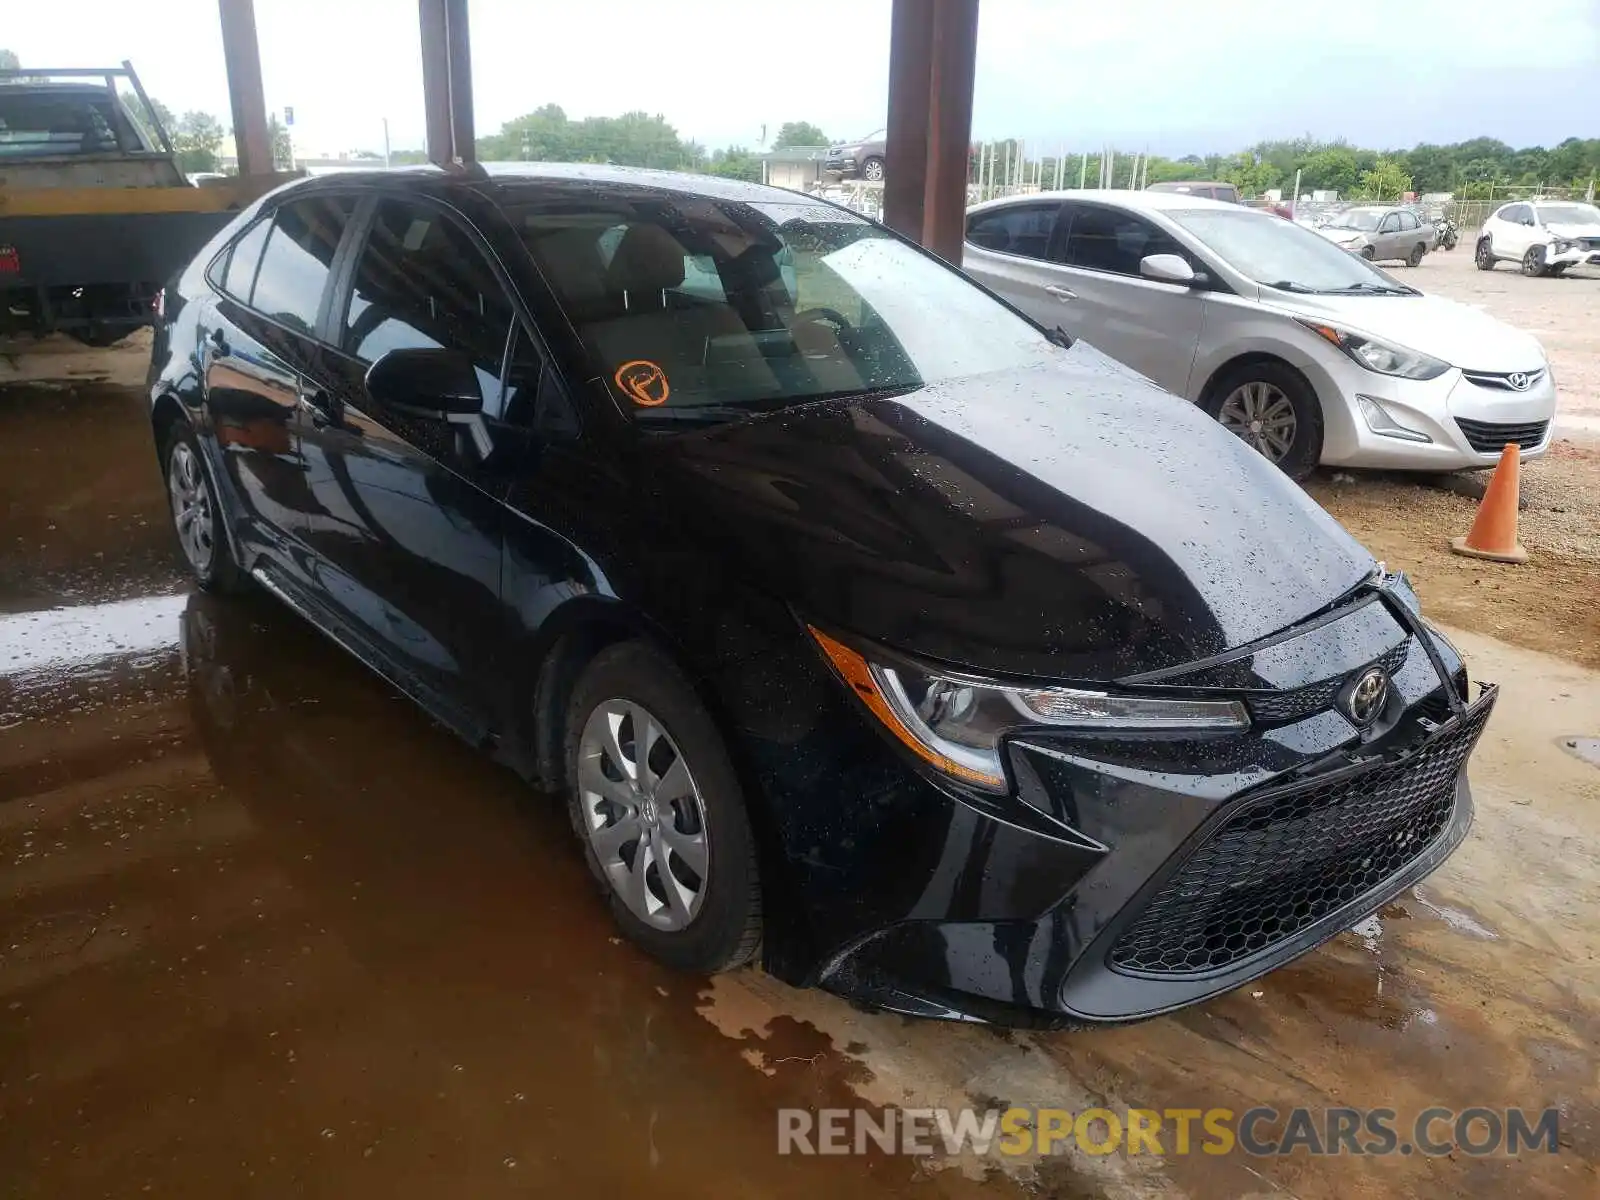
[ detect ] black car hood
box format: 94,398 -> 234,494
648,345 -> 1374,681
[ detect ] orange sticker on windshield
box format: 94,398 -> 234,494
615,359 -> 670,407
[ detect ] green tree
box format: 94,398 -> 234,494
773,121 -> 829,149
1300,146 -> 1360,195
173,110 -> 225,173
1356,156 -> 1412,202
706,145 -> 761,182
120,92 -> 176,146
268,115 -> 293,169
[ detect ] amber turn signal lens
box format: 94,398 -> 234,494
807,626 -> 1005,789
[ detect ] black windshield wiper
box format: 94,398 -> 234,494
1322,281 -> 1417,296
1265,279 -> 1317,293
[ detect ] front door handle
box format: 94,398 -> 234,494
1044,284 -> 1077,301
298,389 -> 333,428
208,326 -> 228,354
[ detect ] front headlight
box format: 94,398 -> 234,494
1553,239 -> 1579,253
808,627 -> 1250,792
1298,319 -> 1450,380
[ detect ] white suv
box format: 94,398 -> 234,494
1476,200 -> 1600,276
963,191 -> 1556,478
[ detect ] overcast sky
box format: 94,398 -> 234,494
9,0 -> 1598,157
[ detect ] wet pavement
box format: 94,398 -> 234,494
4,355 -> 1599,1198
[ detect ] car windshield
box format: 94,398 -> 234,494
1324,209 -> 1383,231
1536,203 -> 1600,226
510,195 -> 1056,421
0,90 -> 123,157
1166,207 -> 1412,294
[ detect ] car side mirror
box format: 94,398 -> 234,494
365,348 -> 494,459
1140,253 -> 1203,287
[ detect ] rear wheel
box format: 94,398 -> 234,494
1202,361 -> 1324,481
564,642 -> 762,974
860,156 -> 885,182
1407,243 -> 1425,267
1550,263 -> 1569,277
1522,245 -> 1548,277
1360,245 -> 1375,261
1475,238 -> 1496,270
163,423 -> 247,593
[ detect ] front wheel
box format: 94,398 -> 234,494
564,642 -> 762,974
1202,361 -> 1324,481
1407,243 -> 1426,267
1522,245 -> 1549,277
860,156 -> 885,182
1475,238 -> 1496,270
1360,245 -> 1376,261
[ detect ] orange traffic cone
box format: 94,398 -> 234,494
1449,443 -> 1527,564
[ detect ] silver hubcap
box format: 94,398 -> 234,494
863,160 -> 883,181
1218,382 -> 1298,463
577,700 -> 709,931
167,442 -> 215,574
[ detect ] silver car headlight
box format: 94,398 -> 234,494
1297,319 -> 1450,380
809,627 -> 1250,792
1553,239 -> 1580,253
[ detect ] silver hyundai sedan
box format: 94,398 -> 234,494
963,191 -> 1555,478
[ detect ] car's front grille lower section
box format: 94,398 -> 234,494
1108,698 -> 1491,977
1455,416 -> 1549,453
1246,641 -> 1410,724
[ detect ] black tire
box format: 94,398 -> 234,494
1522,245 -> 1548,277
563,641 -> 762,974
161,422 -> 248,593
1475,238 -> 1496,270
1360,245 -> 1375,261
1201,360 -> 1324,481
1549,263 -> 1569,278
1407,243 -> 1425,267
860,156 -> 885,182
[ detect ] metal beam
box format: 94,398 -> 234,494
419,0 -> 476,167
217,0 -> 272,177
883,0 -> 980,262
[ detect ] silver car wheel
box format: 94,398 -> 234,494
167,441 -> 216,575
1218,382 -> 1298,463
577,699 -> 710,931
861,158 -> 885,182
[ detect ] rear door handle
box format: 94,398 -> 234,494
1044,284 -> 1077,301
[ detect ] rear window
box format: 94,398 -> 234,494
219,218 -> 272,301
0,90 -> 122,157
249,197 -> 354,335
509,195 -> 1053,421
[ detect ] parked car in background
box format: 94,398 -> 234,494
1147,180 -> 1240,203
149,164 -> 1494,1027
1315,206 -> 1435,266
963,190 -> 1553,477
824,129 -> 886,181
1475,200 -> 1600,276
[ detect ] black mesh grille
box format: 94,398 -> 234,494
1246,641 -> 1410,724
1456,417 -> 1548,453
1109,698 -> 1491,977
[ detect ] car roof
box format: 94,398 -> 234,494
968,188 -> 1244,215
284,160 -> 821,208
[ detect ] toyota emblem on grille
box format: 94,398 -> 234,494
1341,667 -> 1390,727
1507,372 -> 1531,391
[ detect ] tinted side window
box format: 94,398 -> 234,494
343,198 -> 514,418
251,197 -> 353,335
1061,207 -> 1188,276
1398,211 -> 1418,231
220,218 -> 271,300
965,204 -> 1060,259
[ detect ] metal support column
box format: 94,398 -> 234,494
883,0 -> 980,262
419,0 -> 476,167
217,0 -> 272,176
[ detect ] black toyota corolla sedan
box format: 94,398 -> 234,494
147,163 -> 1495,1026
